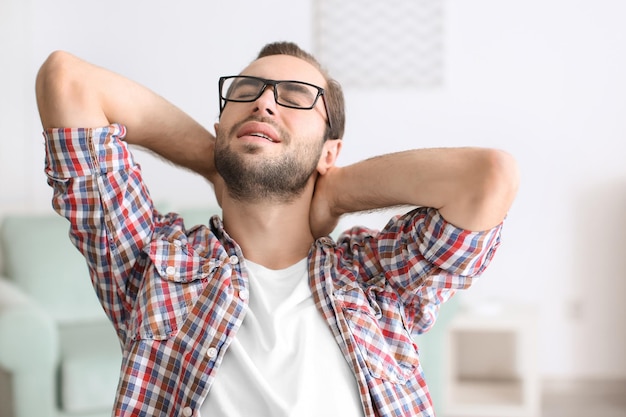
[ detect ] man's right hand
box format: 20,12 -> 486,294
309,166 -> 343,238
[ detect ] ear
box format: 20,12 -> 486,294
317,140 -> 342,175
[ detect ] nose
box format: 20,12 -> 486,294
253,85 -> 277,116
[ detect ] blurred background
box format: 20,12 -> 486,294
1,0 -> 625,416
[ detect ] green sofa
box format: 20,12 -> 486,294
0,209 -> 457,416
0,213 -> 120,417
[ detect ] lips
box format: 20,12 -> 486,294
236,121 -> 281,143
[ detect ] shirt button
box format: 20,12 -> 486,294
173,240 -> 182,247
319,237 -> 333,246
334,292 -> 344,301
182,406 -> 193,417
238,288 -> 249,301
206,347 -> 218,359
229,255 -> 239,265
165,266 -> 176,276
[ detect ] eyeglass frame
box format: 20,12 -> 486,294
218,75 -> 333,130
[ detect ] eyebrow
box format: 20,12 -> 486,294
279,81 -> 314,95
232,77 -> 263,89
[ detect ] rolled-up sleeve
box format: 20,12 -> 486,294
415,208 -> 501,278
377,207 -> 503,334
44,124 -> 154,334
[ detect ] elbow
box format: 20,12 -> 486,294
36,50 -> 90,129
477,149 -> 520,224
490,149 -> 520,204
36,50 -> 74,104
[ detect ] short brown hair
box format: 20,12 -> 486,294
256,42 -> 345,140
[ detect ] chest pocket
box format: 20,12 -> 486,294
336,278 -> 420,384
130,237 -> 215,340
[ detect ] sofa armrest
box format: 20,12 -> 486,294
0,277 -> 59,371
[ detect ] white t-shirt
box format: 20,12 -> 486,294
200,258 -> 364,417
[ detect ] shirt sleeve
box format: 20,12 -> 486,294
344,207 -> 502,335
410,207 -> 501,334
44,124 -> 154,334
412,207 -> 501,278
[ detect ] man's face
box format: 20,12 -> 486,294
214,55 -> 331,203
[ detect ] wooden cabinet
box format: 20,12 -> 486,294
443,305 -> 540,417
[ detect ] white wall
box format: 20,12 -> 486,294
1,0 -> 625,380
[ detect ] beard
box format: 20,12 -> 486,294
215,117 -> 325,203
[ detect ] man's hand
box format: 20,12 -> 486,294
309,167 -> 342,238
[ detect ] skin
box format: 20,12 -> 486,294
35,50 -> 520,270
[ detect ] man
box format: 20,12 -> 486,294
36,42 -> 518,416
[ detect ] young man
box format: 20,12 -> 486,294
36,42 -> 518,416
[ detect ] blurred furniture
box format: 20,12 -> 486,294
0,213 -> 120,417
443,305 -> 540,417
414,298 -> 460,415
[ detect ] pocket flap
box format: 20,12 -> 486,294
146,235 -> 213,283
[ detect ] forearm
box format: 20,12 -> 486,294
36,50 -> 218,183
327,147 -> 519,231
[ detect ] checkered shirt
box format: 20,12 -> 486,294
43,124 -> 502,417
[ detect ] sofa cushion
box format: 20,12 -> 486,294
58,320 -> 121,414
0,214 -> 107,323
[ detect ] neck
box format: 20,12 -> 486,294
221,182 -> 316,270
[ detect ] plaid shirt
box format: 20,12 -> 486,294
44,124 -> 502,417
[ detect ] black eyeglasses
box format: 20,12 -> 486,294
218,75 -> 332,129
